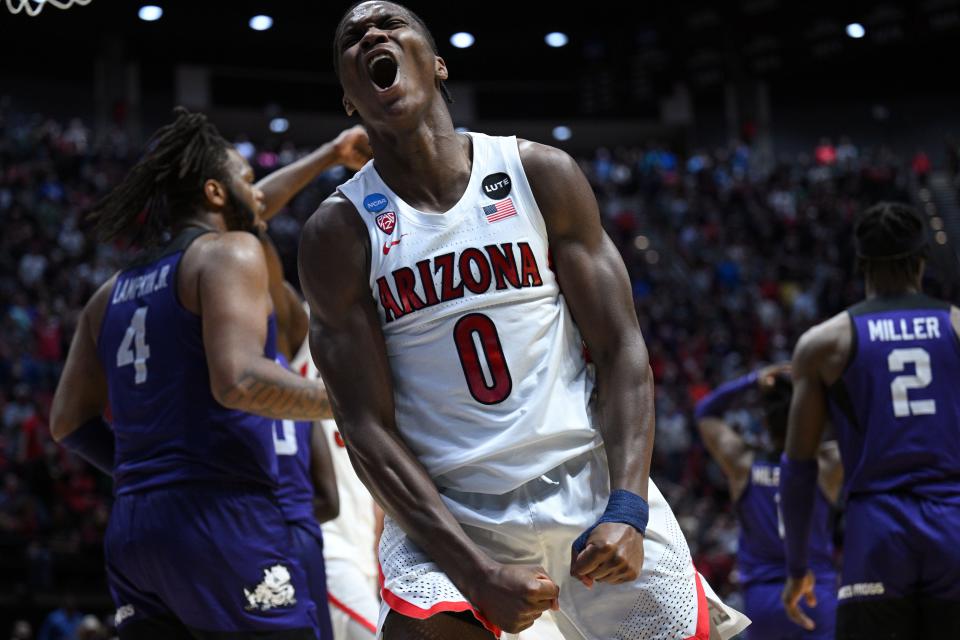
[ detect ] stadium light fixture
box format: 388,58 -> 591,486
552,126 -> 572,141
269,118 -> 289,134
450,32 -> 475,49
138,5 -> 162,21
250,15 -> 273,31
545,32 -> 568,48
846,22 -> 865,39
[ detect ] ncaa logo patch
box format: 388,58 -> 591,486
364,193 -> 389,213
376,211 -> 397,234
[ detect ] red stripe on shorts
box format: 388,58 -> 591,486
328,593 -> 377,634
685,571 -> 711,640
378,564 -> 502,637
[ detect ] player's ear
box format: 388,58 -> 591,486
203,179 -> 228,209
435,56 -> 448,82
342,95 -> 357,117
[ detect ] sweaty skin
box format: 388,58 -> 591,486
50,150 -> 333,444
300,2 -> 657,633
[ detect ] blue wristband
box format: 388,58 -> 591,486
572,489 -> 649,555
62,416 -> 115,477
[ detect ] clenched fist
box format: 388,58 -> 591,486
468,563 -> 560,634
570,522 -> 644,587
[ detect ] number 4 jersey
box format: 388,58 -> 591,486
97,228 -> 281,494
336,132 -> 600,494
827,293 -> 960,503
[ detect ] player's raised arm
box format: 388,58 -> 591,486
260,232 -> 309,361
519,140 -> 652,587
197,231 -> 332,421
298,195 -> 558,633
256,126 -> 372,222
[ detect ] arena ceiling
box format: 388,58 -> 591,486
4,0 -> 960,118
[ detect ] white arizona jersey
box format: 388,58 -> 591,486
291,331 -> 378,579
336,132 -> 600,494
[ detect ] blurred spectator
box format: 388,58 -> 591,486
9,620 -> 33,640
0,103 -> 946,613
36,595 -> 79,640
75,616 -> 104,640
814,137 -> 836,165
912,149 -> 931,186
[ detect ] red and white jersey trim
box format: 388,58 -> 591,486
378,565 -> 501,637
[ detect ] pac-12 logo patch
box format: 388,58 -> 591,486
376,211 -> 397,234
364,193 -> 389,213
482,172 -> 512,200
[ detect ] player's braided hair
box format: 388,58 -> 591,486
87,107 -> 232,247
333,1 -> 454,105
854,202 -> 927,294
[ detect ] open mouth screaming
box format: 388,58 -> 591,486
368,53 -> 399,91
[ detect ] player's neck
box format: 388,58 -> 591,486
174,211 -> 227,235
864,280 -> 921,299
368,107 -> 471,212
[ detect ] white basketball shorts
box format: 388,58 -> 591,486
377,447 -> 750,639
327,557 -> 379,639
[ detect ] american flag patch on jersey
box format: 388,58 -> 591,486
482,198 -> 518,223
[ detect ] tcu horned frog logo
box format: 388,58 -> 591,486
243,564 -> 297,611
376,211 -> 397,234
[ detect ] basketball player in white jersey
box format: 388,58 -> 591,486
298,3 -> 750,639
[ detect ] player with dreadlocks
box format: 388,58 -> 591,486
49,107 -> 367,639
780,202 -> 960,638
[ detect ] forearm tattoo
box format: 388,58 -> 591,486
222,370 -> 332,420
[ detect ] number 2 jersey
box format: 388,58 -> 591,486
336,132 -> 600,494
826,293 -> 960,503
96,228 -> 280,494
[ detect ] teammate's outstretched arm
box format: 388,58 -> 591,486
200,232 -> 332,421
49,279 -> 114,474
261,233 -> 308,361
298,197 -> 559,634
520,140 -> 652,588
256,125 -> 371,222
780,324 -> 834,631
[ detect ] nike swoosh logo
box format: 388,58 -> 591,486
383,233 -> 409,255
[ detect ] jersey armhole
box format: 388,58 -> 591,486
170,227 -> 217,318
499,136 -> 551,244
94,274 -> 122,367
949,306 -> 960,357
838,310 -> 858,378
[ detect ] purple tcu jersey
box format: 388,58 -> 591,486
827,293 -> 960,503
737,457 -> 835,585
96,228 -> 280,494
272,353 -> 319,531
